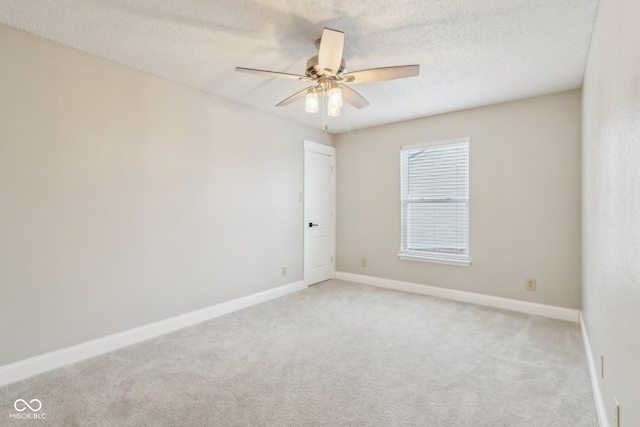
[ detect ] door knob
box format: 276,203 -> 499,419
309,222 -> 318,228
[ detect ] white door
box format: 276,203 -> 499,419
304,140 -> 335,286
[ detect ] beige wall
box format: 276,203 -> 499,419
582,0 -> 640,424
335,90 -> 582,309
0,24 -> 332,366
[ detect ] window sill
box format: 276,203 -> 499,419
398,253 -> 471,267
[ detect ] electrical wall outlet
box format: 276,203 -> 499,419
526,279 -> 536,291
281,267 -> 287,277
614,396 -> 620,427
361,258 -> 367,267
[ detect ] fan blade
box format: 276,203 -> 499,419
235,67 -> 310,80
342,65 -> 419,84
318,28 -> 344,76
276,87 -> 315,107
340,85 -> 369,109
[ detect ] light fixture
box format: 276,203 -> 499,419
305,89 -> 318,113
328,85 -> 343,110
327,104 -> 340,117
305,81 -> 343,119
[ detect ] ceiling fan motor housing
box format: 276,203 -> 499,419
306,55 -> 346,78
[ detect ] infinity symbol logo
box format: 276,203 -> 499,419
14,399 -> 42,412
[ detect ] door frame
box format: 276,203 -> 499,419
303,140 -> 336,287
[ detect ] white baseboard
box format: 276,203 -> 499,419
0,280 -> 305,387
580,313 -> 609,427
335,272 -> 580,323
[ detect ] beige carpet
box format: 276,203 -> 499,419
2,280 -> 597,426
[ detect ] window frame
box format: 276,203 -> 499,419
398,137 -> 471,267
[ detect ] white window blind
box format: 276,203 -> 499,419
400,138 -> 470,265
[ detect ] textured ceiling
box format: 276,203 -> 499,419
0,0 -> 599,133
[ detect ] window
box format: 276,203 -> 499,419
400,138 -> 470,266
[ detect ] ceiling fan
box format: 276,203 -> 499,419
235,28 -> 419,122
